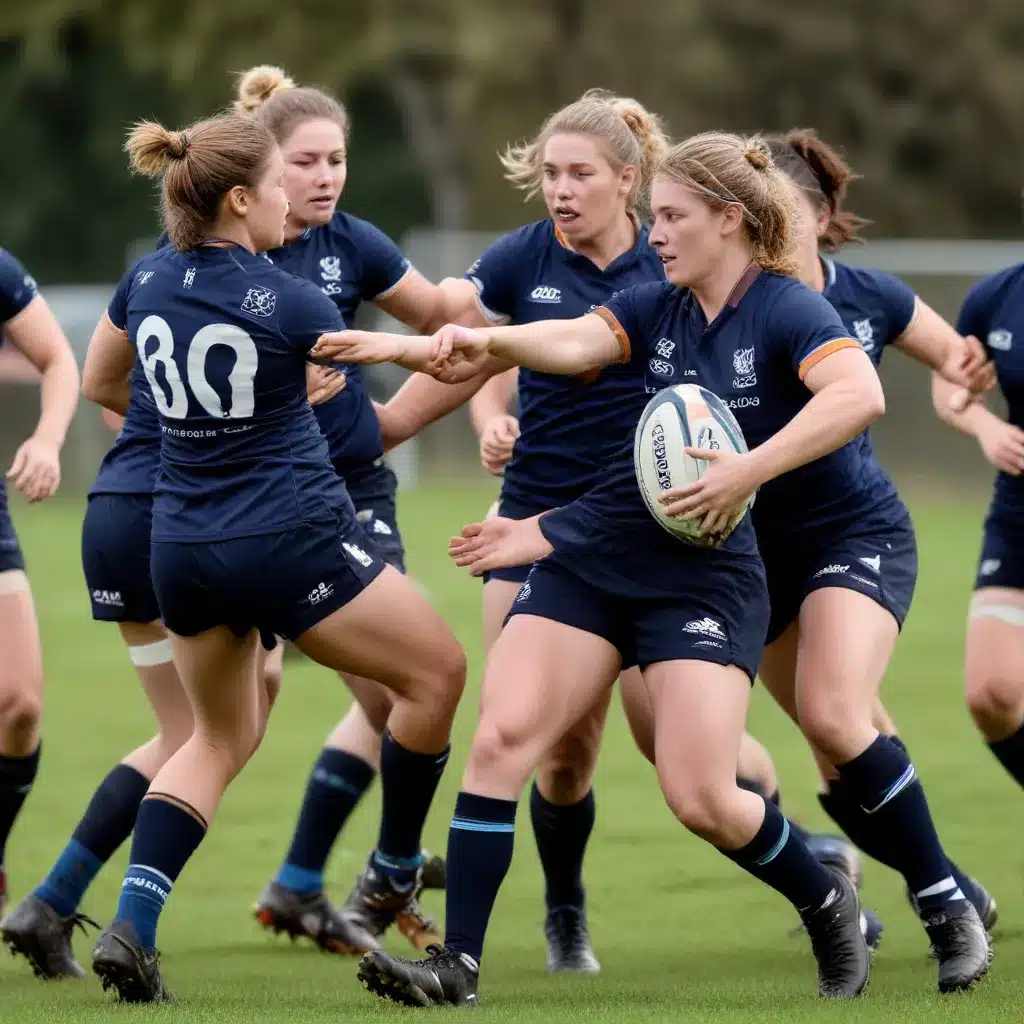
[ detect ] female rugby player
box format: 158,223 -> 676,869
323,132 -> 991,1000
0,251 -> 78,921
80,111 -> 465,1003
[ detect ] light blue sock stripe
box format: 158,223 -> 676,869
451,817 -> 516,833
864,764 -> 917,814
275,863 -> 324,894
373,851 -> 423,872
755,817 -> 790,866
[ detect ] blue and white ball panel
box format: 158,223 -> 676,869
634,384 -> 753,548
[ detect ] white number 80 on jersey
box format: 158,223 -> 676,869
136,314 -> 258,420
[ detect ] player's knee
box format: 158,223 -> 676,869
796,694 -> 863,764
467,719 -> 537,792
421,640 -> 467,715
966,673 -> 1024,737
0,678 -> 42,740
661,778 -> 733,843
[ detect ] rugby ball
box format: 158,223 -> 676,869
633,383 -> 754,547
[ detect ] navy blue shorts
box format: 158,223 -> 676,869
760,509 -> 918,645
482,495 -> 547,585
81,494 -> 161,623
0,489 -> 24,574
151,519 -> 387,645
342,458 -> 406,574
504,557 -> 769,679
974,507 -> 1024,591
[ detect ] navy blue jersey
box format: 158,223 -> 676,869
958,263 -> 1024,521
599,270 -> 900,544
89,357 -> 162,497
466,219 -> 665,509
821,258 -> 917,369
267,212 -> 411,474
0,248 -> 38,518
108,243 -> 351,542
0,248 -> 37,325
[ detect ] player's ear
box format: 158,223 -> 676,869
720,202 -> 744,238
225,184 -> 248,218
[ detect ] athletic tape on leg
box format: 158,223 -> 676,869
129,638 -> 174,667
969,596 -> 1024,628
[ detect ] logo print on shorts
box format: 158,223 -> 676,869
732,347 -> 756,389
988,329 -> 1012,351
92,589 -> 124,607
683,617 -> 726,639
241,287 -> 277,318
343,542 -> 374,568
308,581 -> 335,605
980,559 -> 1001,576
814,563 -> 849,578
516,582 -> 532,603
858,555 -> 881,573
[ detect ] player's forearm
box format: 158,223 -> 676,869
483,321 -> 601,375
381,370 -> 497,447
469,369 -> 516,437
930,372 -> 995,438
34,345 -> 80,447
748,377 -> 884,486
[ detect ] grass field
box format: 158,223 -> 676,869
3,483 -> 1024,1023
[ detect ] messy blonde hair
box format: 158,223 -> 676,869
500,89 -> 669,217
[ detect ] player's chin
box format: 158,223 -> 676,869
305,200 -> 337,226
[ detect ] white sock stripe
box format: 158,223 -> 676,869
127,864 -> 175,890
916,876 -> 956,899
128,638 -> 173,667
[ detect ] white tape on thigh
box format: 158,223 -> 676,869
128,638 -> 174,667
0,570 -> 29,595
969,596 -> 1024,628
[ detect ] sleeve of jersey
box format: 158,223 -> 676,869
955,278 -> 993,341
877,271 -> 918,338
0,249 -> 38,323
595,284 -> 657,365
357,220 -> 412,301
106,269 -> 134,332
283,281 -> 346,355
463,233 -> 523,323
773,284 -> 860,380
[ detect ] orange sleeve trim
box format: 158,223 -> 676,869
798,337 -> 860,380
592,307 -> 631,363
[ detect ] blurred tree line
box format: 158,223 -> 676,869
1,0 -> 1022,283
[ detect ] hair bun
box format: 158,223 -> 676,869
236,65 -> 295,113
166,131 -> 189,159
743,142 -> 771,171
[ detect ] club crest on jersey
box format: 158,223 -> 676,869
319,256 -> 342,281
988,329 -> 1013,351
241,287 -> 277,318
853,318 -> 875,352
732,347 -> 756,388
654,338 -> 676,359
